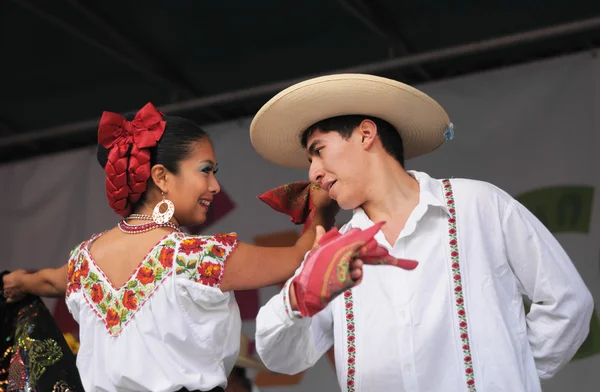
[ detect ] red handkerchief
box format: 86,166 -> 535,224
258,182 -> 319,233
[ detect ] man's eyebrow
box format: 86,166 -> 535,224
307,139 -> 322,156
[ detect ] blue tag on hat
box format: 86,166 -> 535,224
444,123 -> 455,141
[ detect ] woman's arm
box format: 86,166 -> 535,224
2,264 -> 68,301
220,204 -> 337,292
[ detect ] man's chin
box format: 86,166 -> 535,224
335,197 -> 364,211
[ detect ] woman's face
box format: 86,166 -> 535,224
166,139 -> 220,227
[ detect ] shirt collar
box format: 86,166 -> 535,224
346,170 -> 452,229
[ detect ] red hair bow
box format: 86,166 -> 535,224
98,102 -> 167,217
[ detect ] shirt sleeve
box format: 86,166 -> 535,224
502,198 -> 595,379
255,257 -> 335,375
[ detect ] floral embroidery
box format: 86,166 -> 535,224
66,233 -> 237,337
443,179 -> 477,391
344,290 -> 356,392
66,243 -> 88,296
175,233 -> 237,287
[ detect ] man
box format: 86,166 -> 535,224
249,74 -> 595,391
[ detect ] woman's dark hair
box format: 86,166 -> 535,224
300,114 -> 405,167
97,115 -> 208,212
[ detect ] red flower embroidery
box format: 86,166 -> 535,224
214,233 -> 237,247
90,283 -> 104,303
179,238 -> 207,255
455,286 -> 463,293
196,261 -> 222,286
457,298 -> 464,304
106,308 -> 120,328
79,259 -> 90,277
136,267 -> 155,285
453,274 -> 461,281
158,247 -> 175,269
70,270 -> 83,292
122,290 -> 138,310
211,245 -> 226,258
451,251 -> 459,257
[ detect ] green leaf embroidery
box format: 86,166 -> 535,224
176,256 -> 186,267
88,272 -> 99,282
126,280 -> 138,289
187,260 -> 197,269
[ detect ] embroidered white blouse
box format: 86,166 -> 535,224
255,171 -> 595,392
65,231 -> 241,392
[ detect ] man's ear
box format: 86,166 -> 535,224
150,164 -> 169,193
358,119 -> 378,149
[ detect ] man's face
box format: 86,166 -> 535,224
306,128 -> 369,210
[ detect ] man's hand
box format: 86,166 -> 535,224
290,222 -> 418,317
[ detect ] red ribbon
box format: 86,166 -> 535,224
98,102 -> 166,217
98,102 -> 166,150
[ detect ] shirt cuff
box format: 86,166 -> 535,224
281,279 -> 304,321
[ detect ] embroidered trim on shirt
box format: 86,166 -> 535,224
66,233 -> 237,337
344,290 -> 356,392
443,179 -> 477,391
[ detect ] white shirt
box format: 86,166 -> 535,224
255,171 -> 594,392
65,231 -> 241,392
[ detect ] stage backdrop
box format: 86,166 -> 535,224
1,50 -> 599,392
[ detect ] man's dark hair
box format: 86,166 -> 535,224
300,115 -> 405,167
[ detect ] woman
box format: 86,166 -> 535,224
2,102 -> 337,392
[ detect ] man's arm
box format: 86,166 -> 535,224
255,273 -> 334,375
502,198 -> 595,379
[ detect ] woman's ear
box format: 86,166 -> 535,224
150,164 -> 169,194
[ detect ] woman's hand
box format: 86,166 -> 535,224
2,269 -> 28,303
310,184 -> 339,218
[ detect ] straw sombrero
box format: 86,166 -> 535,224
250,73 -> 454,169
235,335 -> 268,371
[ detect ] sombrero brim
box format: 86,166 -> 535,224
250,73 -> 451,169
